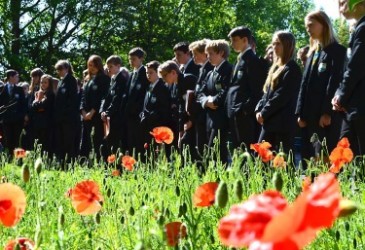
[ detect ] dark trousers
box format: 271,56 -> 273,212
33,127 -> 52,153
55,121 -> 76,163
180,126 -> 198,161
340,116 -> 365,156
195,114 -> 208,157
80,118 -> 104,158
258,128 -> 294,154
229,113 -> 255,149
2,120 -> 23,155
127,118 -> 143,157
207,128 -> 228,164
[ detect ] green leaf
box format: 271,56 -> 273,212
349,0 -> 364,10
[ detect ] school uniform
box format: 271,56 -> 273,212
181,58 -> 201,78
31,90 -> 55,153
296,42 -> 346,159
124,66 -> 149,155
199,60 -> 232,163
53,73 -> 79,161
335,15 -> 365,156
140,79 -> 170,144
226,48 -> 266,148
100,71 -> 129,156
256,60 -> 302,153
80,73 -> 110,157
0,83 -> 26,154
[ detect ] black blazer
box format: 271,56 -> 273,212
256,60 -> 302,133
335,15 -> 365,120
124,66 -> 149,120
199,60 -> 233,128
100,71 -> 129,120
177,73 -> 197,131
183,59 -> 201,78
140,79 -> 170,129
31,91 -> 55,129
226,49 -> 266,118
80,73 -> 110,114
54,74 -> 79,123
296,42 -> 346,121
0,84 -> 26,123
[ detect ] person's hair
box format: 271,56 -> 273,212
228,26 -> 253,43
40,74 -> 54,92
189,39 -> 211,54
19,81 -> 29,89
297,45 -> 310,63
146,60 -> 160,72
87,55 -> 105,76
5,70 -> 18,82
55,60 -> 74,75
205,39 -> 230,59
264,31 -> 296,92
158,60 -> 180,75
173,42 -> 190,53
305,10 -> 337,55
129,47 -> 146,58
30,68 -> 44,78
106,55 -> 123,66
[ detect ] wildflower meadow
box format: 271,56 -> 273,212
0,127 -> 364,249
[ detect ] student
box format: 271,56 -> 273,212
80,55 -> 110,158
189,39 -> 214,156
256,31 -> 302,153
158,60 -> 197,152
198,40 -> 233,163
124,47 -> 149,156
0,70 -> 26,155
173,42 -> 201,77
31,74 -> 55,153
140,61 -> 170,145
226,26 -> 267,149
332,0 -> 365,156
53,60 -> 79,164
100,55 -> 129,156
296,11 -> 346,161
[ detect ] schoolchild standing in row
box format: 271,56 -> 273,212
173,42 -> 201,77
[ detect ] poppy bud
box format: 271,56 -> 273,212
35,158 -> 43,174
272,171 -> 283,191
144,143 -> 148,149
22,164 -> 30,183
335,230 -> 341,241
157,214 -> 165,226
178,203 -> 187,217
338,199 -> 358,218
353,238 -> 357,249
215,182 -> 228,209
94,213 -> 101,224
345,221 -> 350,231
175,186 -> 180,197
234,179 -> 243,200
129,206 -> 135,216
106,188 -> 112,198
120,216 -> 125,224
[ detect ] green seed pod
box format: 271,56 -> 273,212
129,206 -> 135,216
120,216 -> 125,224
345,221 -> 350,231
234,179 -> 243,200
94,212 -> 101,224
272,171 -> 283,191
335,230 -> 341,241
35,157 -> 43,174
215,182 -> 228,209
175,185 -> 180,197
353,238 -> 357,249
22,164 -> 30,183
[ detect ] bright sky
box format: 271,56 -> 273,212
313,0 -> 340,19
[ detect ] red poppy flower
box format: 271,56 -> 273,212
13,148 -> 26,159
193,182 -> 219,207
70,180 -> 103,216
273,155 -> 286,168
112,169 -> 120,176
218,173 -> 341,249
107,154 -> 116,164
0,183 -> 27,227
329,137 -> 353,173
150,126 -> 174,144
121,155 -> 136,171
4,237 -> 35,250
302,176 -> 311,192
165,221 -> 187,247
250,142 -> 274,162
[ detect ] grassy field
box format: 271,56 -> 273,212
0,140 -> 364,250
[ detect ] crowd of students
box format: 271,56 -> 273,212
1,2 -> 365,167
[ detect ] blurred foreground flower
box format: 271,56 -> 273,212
150,126 -> 174,144
218,173 -> 341,250
70,180 -> 103,215
0,183 -> 26,227
165,221 -> 187,247
329,137 -> 353,173
4,237 -> 34,250
14,148 -> 26,159
193,182 -> 219,207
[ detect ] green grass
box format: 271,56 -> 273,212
0,144 -> 364,250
